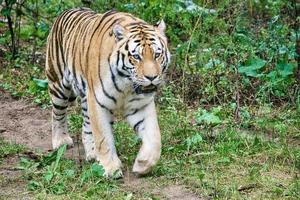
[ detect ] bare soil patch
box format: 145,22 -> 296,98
0,90 -> 202,199
0,90 -> 52,151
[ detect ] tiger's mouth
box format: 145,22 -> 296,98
135,84 -> 157,94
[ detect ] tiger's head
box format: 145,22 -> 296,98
110,19 -> 171,94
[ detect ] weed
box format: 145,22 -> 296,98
0,139 -> 25,163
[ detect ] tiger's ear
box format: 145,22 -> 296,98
112,24 -> 125,41
156,20 -> 166,36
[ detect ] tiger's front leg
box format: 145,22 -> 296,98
126,100 -> 161,175
87,91 -> 122,178
49,82 -> 74,149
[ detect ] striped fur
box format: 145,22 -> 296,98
46,8 -> 170,177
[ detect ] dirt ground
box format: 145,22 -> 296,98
0,90 -> 202,200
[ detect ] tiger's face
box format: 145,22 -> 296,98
111,20 -> 170,94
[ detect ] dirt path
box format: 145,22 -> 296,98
0,90 -> 202,200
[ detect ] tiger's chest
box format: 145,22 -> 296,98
70,70 -> 154,116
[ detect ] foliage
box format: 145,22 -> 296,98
0,0 -> 298,107
0,0 -> 299,199
0,139 -> 25,162
17,144 -> 129,198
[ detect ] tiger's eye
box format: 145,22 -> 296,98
154,53 -> 161,59
133,54 -> 140,60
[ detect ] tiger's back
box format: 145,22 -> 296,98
46,8 -> 142,86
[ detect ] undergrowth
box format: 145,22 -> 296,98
0,0 -> 299,199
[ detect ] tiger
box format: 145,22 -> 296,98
45,7 -> 171,178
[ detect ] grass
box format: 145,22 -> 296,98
0,69 -> 299,198
0,139 -> 26,163
0,61 -> 299,199
5,105 -> 297,199
0,0 -> 299,198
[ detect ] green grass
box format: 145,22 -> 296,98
0,0 -> 299,198
18,145 -> 130,199
0,62 -> 299,199
0,75 -> 299,199
0,139 -> 26,163
17,105 -> 297,199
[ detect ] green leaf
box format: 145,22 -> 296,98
186,133 -> 203,151
32,78 -> 48,89
44,170 -> 54,183
238,57 -> 266,77
217,157 -> 231,164
38,144 -> 66,168
27,180 -> 40,191
91,163 -> 105,177
196,112 -> 221,125
64,169 -> 75,178
276,62 -> 296,77
53,144 -> 67,171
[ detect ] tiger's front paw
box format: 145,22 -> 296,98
99,156 -> 123,179
132,145 -> 161,175
85,149 -> 97,161
52,133 -> 74,149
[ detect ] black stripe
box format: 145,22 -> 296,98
50,88 -> 68,101
57,11 -> 79,69
99,70 -> 117,104
55,115 -> 65,121
63,14 -> 87,60
133,119 -> 144,132
46,72 -> 56,82
53,103 -> 68,110
99,103 -> 113,114
67,14 -> 93,82
68,96 -> 77,102
162,63 -> 167,73
102,18 -> 121,37
52,84 -> 69,100
121,53 -> 133,70
84,131 -> 92,134
133,43 -> 140,51
64,10 -> 92,34
109,59 -> 122,93
61,10 -> 80,31
84,120 -> 90,125
129,98 -> 142,102
86,10 -> 117,64
80,76 -> 86,91
91,81 -> 113,114
49,88 -> 63,100
62,80 -> 71,90
117,68 -> 130,78
54,37 -> 64,78
125,104 -> 148,118
116,51 -> 120,65
83,114 -> 90,120
53,109 -> 66,116
125,109 -> 138,118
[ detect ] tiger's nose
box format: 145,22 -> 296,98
145,75 -> 158,81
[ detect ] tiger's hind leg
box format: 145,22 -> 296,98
68,90 -> 77,107
80,95 -> 97,160
49,80 -> 74,149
